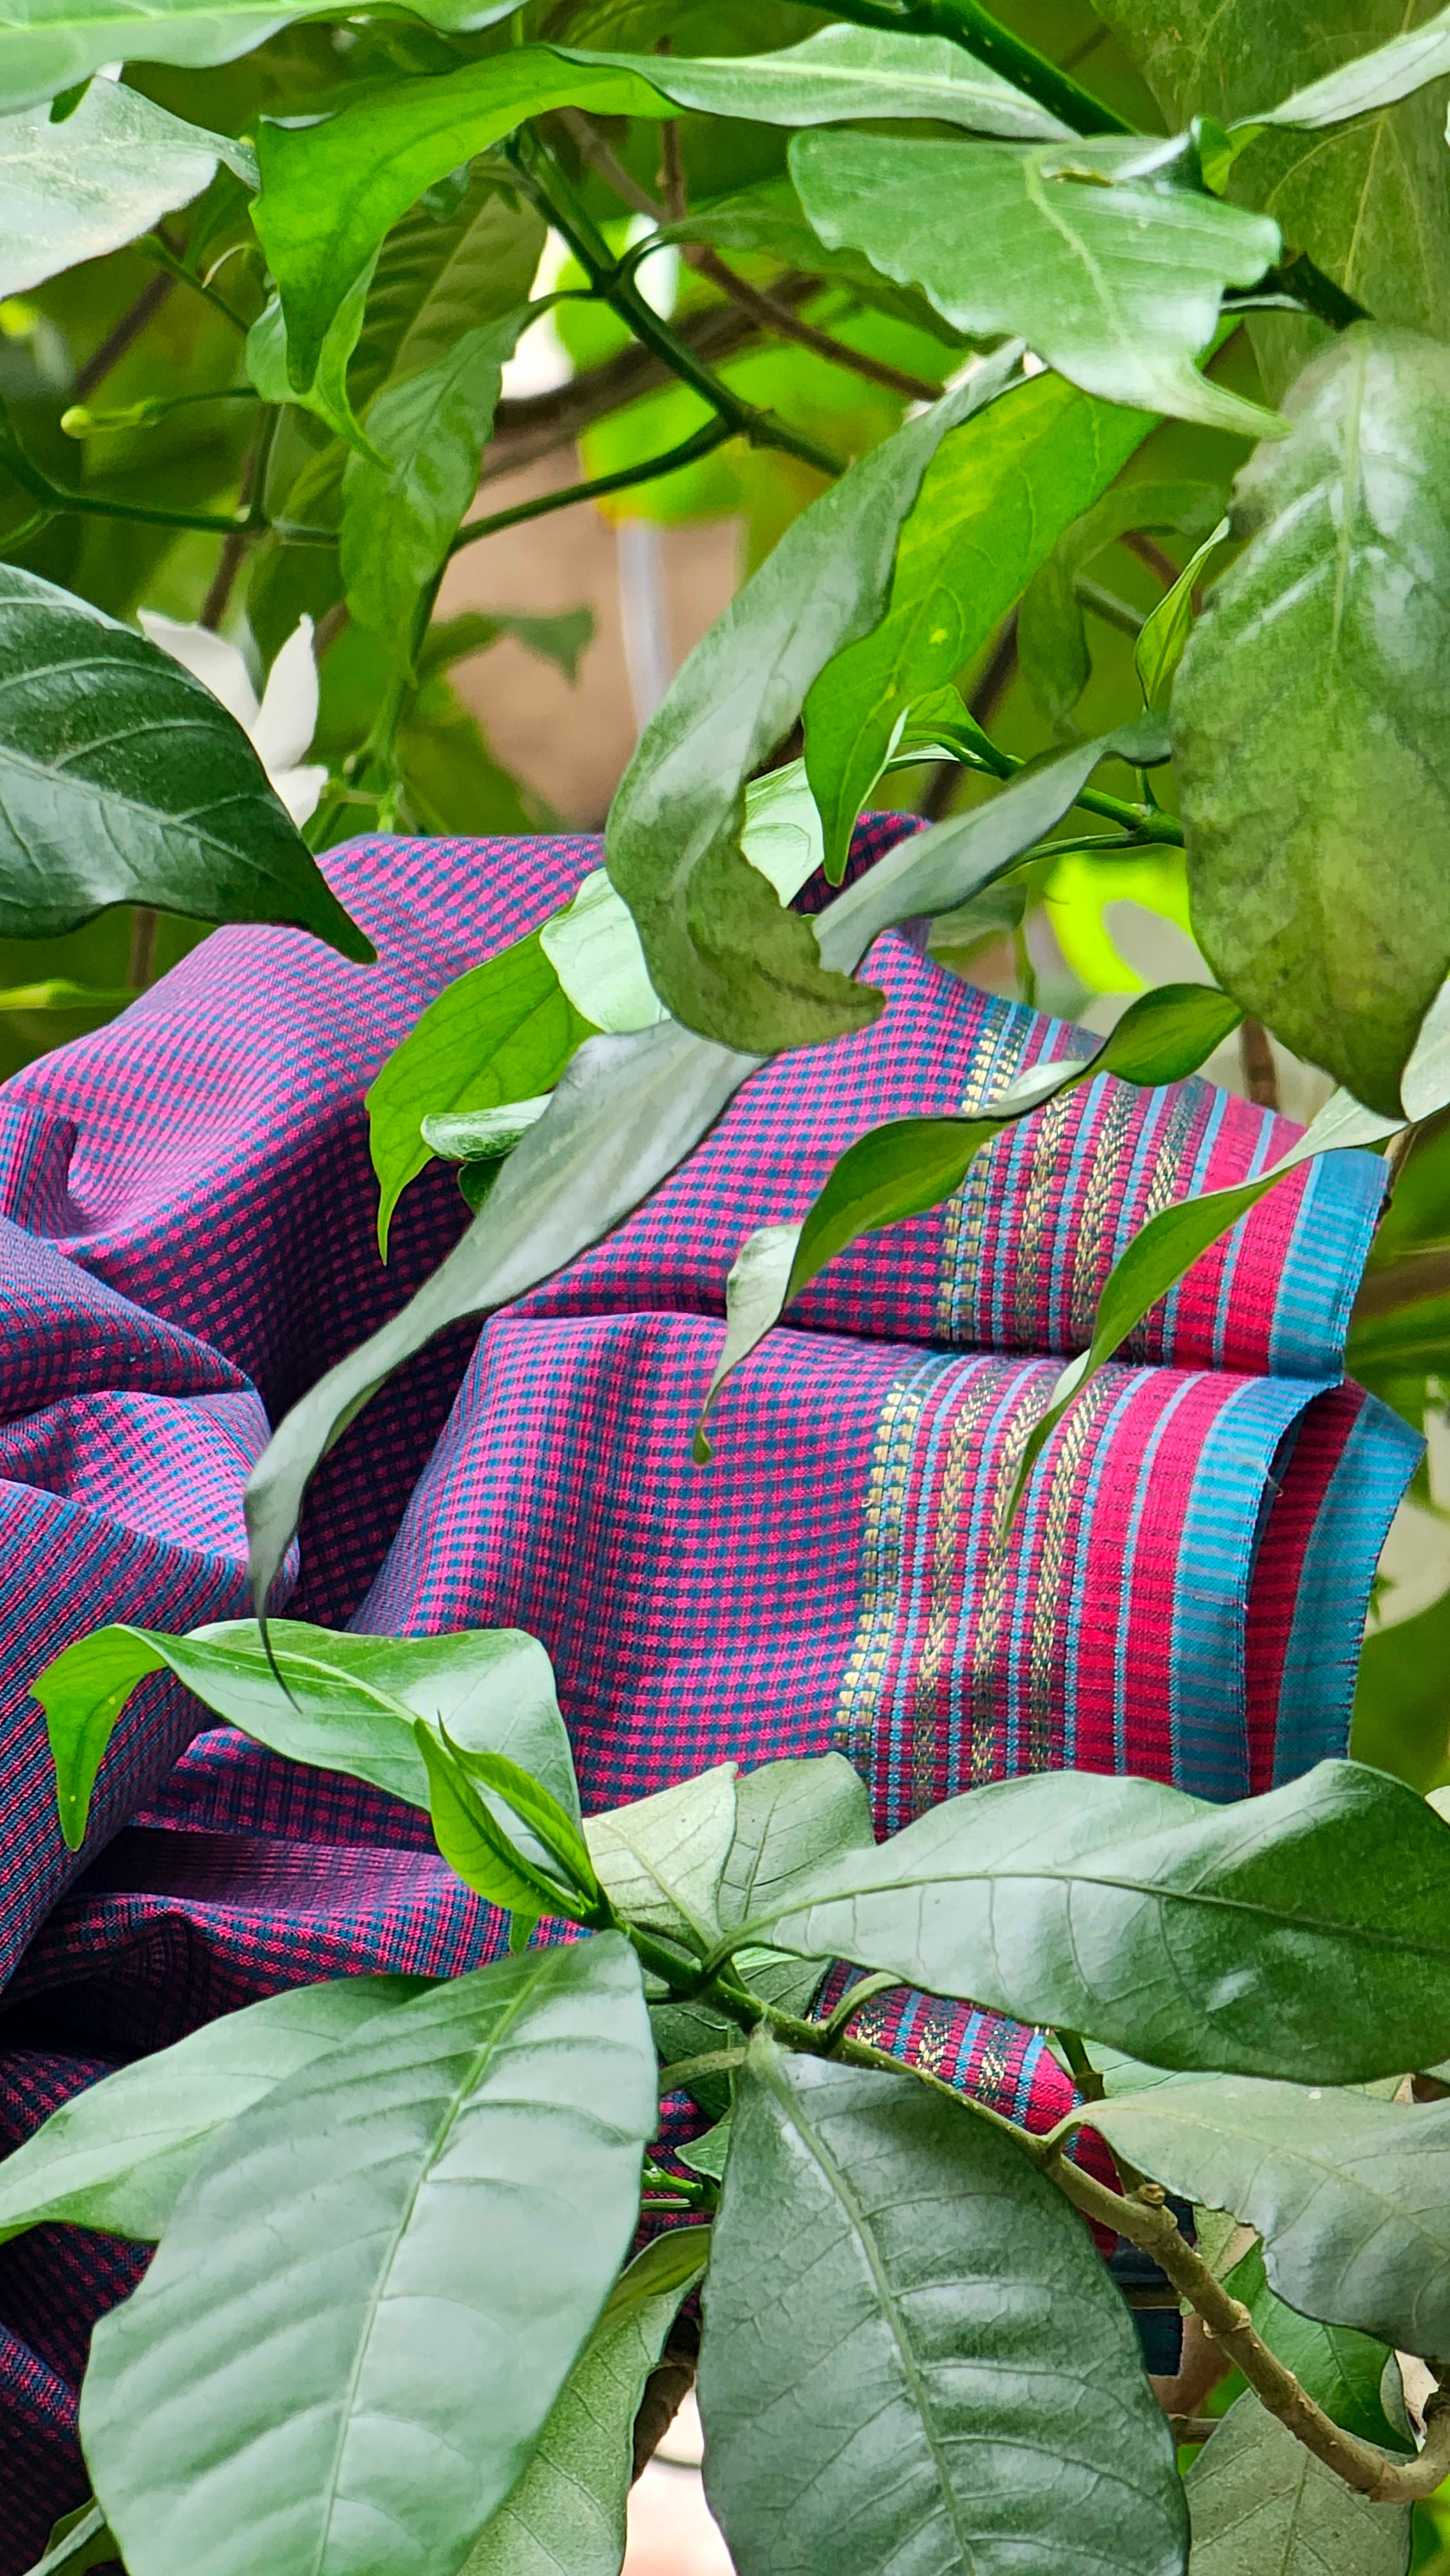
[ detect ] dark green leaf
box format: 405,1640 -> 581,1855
606,352 -> 1024,1051
83,1937 -> 657,2576
586,1765 -> 738,1945
367,930 -> 596,1256
758,1758 -> 1450,2081
357,169 -> 544,408
791,129 -> 1283,432
28,2505 -> 119,2576
1186,2391 -> 1412,2574
0,567 -> 369,958
697,983 -> 1240,1450
461,2230 -> 710,2576
420,607 -> 594,685
719,1755 -> 874,1930
0,1976 -> 424,2251
803,373 -> 1157,875
34,1615 -> 575,1851
1175,324 -> 1450,1115
0,80 -> 253,299
1221,2242 -> 1410,2454
698,2034 -> 1187,2576
651,1954 -> 826,2124
415,1720 -> 583,1917
1352,1589 -> 1450,1792
1018,477 -> 1218,728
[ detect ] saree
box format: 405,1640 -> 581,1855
0,813 -> 1418,2561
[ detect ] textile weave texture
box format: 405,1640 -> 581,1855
0,814 -> 1418,2561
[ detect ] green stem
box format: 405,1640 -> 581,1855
142,231 -> 250,334
943,723 -> 1185,849
1053,2029 -> 1106,2104
1076,575 -> 1145,640
825,0 -> 1129,134
447,419 -> 734,556
0,424 -> 246,537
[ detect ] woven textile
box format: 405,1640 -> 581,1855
0,815 -> 1418,2560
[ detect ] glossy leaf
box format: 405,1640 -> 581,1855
1185,2391 -> 1412,2575
586,1764 -> 738,1946
661,178 -> 965,347
698,2034 -> 1187,2576
0,0 -> 527,111
35,1615 -> 575,1850
606,350 -> 1024,1052
803,372 -> 1157,876
415,1720 -> 583,1917
1134,515 -> 1229,711
696,984 -> 1241,1452
719,1755 -> 874,1931
83,1938 -> 657,2576
0,80 -> 253,299
366,931 -> 596,1256
791,129 -> 1282,433
253,32 -> 1064,388
1176,326 -> 1450,1113
0,567 -> 368,956
422,1096 -> 552,1162
1083,2074 -> 1450,2358
358,170 -> 544,404
461,2230 -> 710,2576
0,1976 -> 424,2251
757,1758 -> 1450,2081
433,1728 -> 598,1900
1220,2240 -> 1409,2454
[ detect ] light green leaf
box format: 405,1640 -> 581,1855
83,1939 -> 657,2576
0,0 -> 529,112
791,128 -> 1283,434
695,983 -> 1241,1453
433,1728 -> 598,1900
804,372 -> 1158,875
1221,2240 -> 1410,2454
421,605 -> 592,685
359,169 -> 545,401
757,1758 -> 1450,2082
1135,514 -> 1230,710
606,350 -> 1026,1052
0,80 -> 253,299
0,566 -> 368,957
541,870 -> 668,1036
719,1755 -> 874,1931
34,1615 -> 575,1852
678,2119 -> 731,2180
1238,6 -> 1450,131
422,1096 -> 552,1162
461,2229 -> 710,2576
586,1765 -> 739,1947
245,277 -> 383,458
1082,2075 -> 1450,2359
1019,476 -> 1219,729
367,930 -> 596,1256
698,2034 -> 1187,2576
1175,323 -> 1450,1115
659,177 -> 965,347
415,1720 -> 583,1917
341,306 -> 529,647
0,1976 -> 424,2251
27,2504 -> 119,2576
1185,2391 -> 1412,2575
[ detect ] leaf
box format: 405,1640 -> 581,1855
367,931 -> 596,1257
719,1755 -> 874,1931
252,30 -> 1068,390
697,2034 -> 1187,2576
26,2505 -> 120,2576
1351,1587 -> 1450,1792
357,168 -> 545,405
461,2230 -> 710,2576
586,1765 -> 739,1947
433,1729 -> 598,1900
1019,477 -> 1219,729
82,1938 -> 657,2576
422,1097 -> 552,1162
1239,6 -> 1450,133
605,350 -> 1026,1052
791,129 -> 1283,435
414,1721 -> 585,1918
1134,515 -> 1230,711
1220,2241 -> 1410,2454
421,605 -> 593,685
0,566 -> 369,958
0,80 -> 252,299
1185,2391 -> 1412,2575
35,1615 -> 575,1852
1082,2075 -> 1450,2360
540,870 -> 668,1036
396,677 -> 540,839
1174,324 -> 1450,1115
0,1976 -> 424,2251
756,1757 -> 1450,2083
659,177 -> 965,348
696,983 -> 1241,1450
341,307 -> 529,648
803,373 -> 1158,876
0,0 -> 528,115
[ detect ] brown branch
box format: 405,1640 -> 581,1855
1239,1017 -> 1280,1110
1122,527 -> 1183,592
73,271 -> 175,402
659,118 -> 688,225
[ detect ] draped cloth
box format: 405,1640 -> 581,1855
0,816 -> 1417,2561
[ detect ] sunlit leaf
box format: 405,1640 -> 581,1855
0,80 -> 254,298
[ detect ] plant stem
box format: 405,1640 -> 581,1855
448,419 -> 734,556
72,270 -> 176,402
1077,575 -> 1145,639
1053,2029 -> 1106,2103
1239,1016 -> 1280,1110
0,422 -> 249,537
824,0 -> 1129,135
142,229 -> 250,334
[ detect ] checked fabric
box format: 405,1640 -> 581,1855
0,813 -> 1419,2561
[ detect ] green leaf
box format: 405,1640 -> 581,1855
1185,2391 -> 1412,2575
1082,2075 -> 1450,2360
0,0 -> 528,115
719,1755 -> 874,1931
1019,477 -> 1219,729
1134,515 -> 1230,711
341,306 -> 529,647
757,1757 -> 1450,2082
253,30 -> 1067,390
0,1976 -> 424,2250
420,606 -> 593,685
695,983 -> 1241,1452
414,1719 -> 585,1917
367,930 -> 596,1256
357,169 -> 545,406
422,1096 -> 552,1162
34,1615 -> 575,1852
791,129 -> 1283,435
1175,324 -> 1450,1115
697,2033 -> 1187,2576
27,2504 -> 119,2576
1221,2241 -> 1410,2454
1352,1588 -> 1450,1792
83,1938 -> 656,2576
1238,6 -> 1450,133
586,1765 -> 739,1947
803,373 -> 1158,876
0,567 -> 369,958
0,79 -> 253,299
606,350 -> 1026,1052
540,870 -> 668,1036
436,1730 -> 598,1901
460,2230 -> 710,2576
396,677 -> 540,838
679,2119 -> 731,2179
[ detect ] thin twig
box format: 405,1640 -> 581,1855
451,418 -> 734,556
1122,528 -> 1183,591
143,227 -> 250,334
73,271 -> 175,402
658,118 -> 688,224
1239,1017 -> 1280,1111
